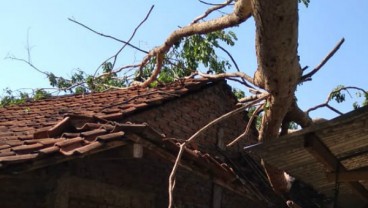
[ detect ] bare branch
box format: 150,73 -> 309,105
110,5 -> 154,69
215,44 -> 256,89
238,93 -> 265,104
197,71 -> 256,87
192,0 -> 234,24
113,63 -> 141,74
68,18 -> 149,54
198,0 -> 234,6
227,103 -> 263,147
301,38 -> 345,82
5,55 -> 50,77
167,92 -> 269,207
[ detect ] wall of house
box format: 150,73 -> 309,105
123,81 -> 257,156
0,146 -> 263,208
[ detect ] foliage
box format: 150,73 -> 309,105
298,0 -> 310,7
0,88 -> 50,107
47,63 -> 127,94
329,85 -> 346,103
232,88 -> 245,100
2,29 -> 237,107
329,85 -> 368,110
140,30 -> 237,87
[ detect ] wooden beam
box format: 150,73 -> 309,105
327,168 -> 368,182
304,133 -> 338,171
304,133 -> 368,201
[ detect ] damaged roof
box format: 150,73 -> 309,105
0,78 -> 229,168
0,77 -> 285,206
0,78 -> 219,141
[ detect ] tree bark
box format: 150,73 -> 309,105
251,0 -> 302,142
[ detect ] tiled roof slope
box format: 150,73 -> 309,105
0,78 -> 222,142
0,78 -> 236,171
0,114 -> 232,178
0,114 -> 271,201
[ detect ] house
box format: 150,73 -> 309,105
0,78 -> 284,208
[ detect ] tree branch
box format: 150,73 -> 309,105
198,0 -> 234,6
197,71 -> 256,87
216,44 -> 256,89
68,18 -> 149,54
301,38 -> 345,82
139,0 -> 252,88
227,103 -> 263,147
5,55 -> 49,77
306,86 -> 367,115
192,0 -> 234,24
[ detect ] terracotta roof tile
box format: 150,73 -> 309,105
38,146 -> 60,155
55,137 -> 84,147
11,143 -> 44,153
0,154 -> 38,163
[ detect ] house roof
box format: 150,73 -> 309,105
0,78 -> 230,168
0,78 -> 282,204
0,78 -> 222,142
248,106 -> 368,206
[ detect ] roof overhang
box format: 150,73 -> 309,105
247,106 -> 368,206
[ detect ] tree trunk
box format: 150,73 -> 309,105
251,0 -> 302,142
251,0 -> 302,194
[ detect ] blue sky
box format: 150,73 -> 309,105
0,1 -> 367,119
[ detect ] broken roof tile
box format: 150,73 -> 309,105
38,146 -> 60,155
0,151 -> 16,157
55,137 -> 83,147
11,143 -> 44,154
81,129 -> 107,141
73,141 -> 103,154
96,132 -> 125,142
98,112 -> 123,121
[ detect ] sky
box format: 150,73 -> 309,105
0,1 -> 367,120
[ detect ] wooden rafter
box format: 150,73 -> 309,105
326,167 -> 368,182
304,133 -> 368,201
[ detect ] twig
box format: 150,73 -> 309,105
5,56 -> 50,77
216,44 -> 256,89
306,86 -> 367,115
70,5 -> 153,81
301,38 -> 345,82
113,63 -> 141,74
192,0 -> 233,24
110,5 -> 154,69
227,103 -> 264,147
68,19 -> 148,54
167,93 -> 269,207
198,0 -> 234,6
25,28 -> 34,64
